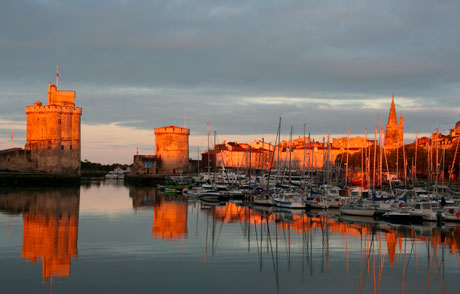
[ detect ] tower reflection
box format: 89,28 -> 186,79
129,186 -> 188,241
0,187 -> 80,281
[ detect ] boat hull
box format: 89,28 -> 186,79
340,207 -> 375,217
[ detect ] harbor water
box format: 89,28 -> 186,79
1,181 -> 459,293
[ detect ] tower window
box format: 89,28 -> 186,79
61,145 -> 64,150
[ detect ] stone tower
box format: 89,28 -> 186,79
384,95 -> 403,150
25,82 -> 82,175
154,126 -> 190,174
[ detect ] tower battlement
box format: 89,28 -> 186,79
154,126 -> 190,135
25,104 -> 81,114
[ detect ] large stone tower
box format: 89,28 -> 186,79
384,95 -> 403,150
154,126 -> 190,174
25,82 -> 82,175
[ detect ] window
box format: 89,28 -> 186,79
61,145 -> 64,150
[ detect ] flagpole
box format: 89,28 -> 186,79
56,65 -> 59,89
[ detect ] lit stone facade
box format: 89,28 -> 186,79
25,83 -> 82,175
0,82 -> 82,175
384,95 -> 403,150
154,126 -> 190,174
203,137 -> 371,171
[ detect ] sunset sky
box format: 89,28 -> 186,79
1,0 -> 460,163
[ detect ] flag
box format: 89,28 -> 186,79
56,65 -> 59,88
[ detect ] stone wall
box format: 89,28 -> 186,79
0,148 -> 35,172
155,126 -> 190,174
131,155 -> 161,175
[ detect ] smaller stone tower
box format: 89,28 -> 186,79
154,126 -> 190,174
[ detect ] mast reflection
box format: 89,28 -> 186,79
200,202 -> 460,293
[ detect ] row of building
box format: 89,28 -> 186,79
1,80 -> 460,176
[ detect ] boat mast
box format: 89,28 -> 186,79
346,127 -> 350,187
213,130 -> 216,186
266,117 -> 281,190
379,115 -> 383,191
207,121 -> 210,178
415,129 -> 418,183
288,126 -> 293,188
361,129 -> 364,187
373,126 -> 377,192
303,123 -> 306,189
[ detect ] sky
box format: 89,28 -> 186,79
1,0 -> 460,163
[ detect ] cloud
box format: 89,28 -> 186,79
1,0 -> 460,162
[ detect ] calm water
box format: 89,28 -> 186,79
1,181 -> 460,294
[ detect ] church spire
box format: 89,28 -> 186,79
387,94 -> 398,126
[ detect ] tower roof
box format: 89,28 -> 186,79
387,94 -> 398,126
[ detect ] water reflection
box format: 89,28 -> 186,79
129,186 -> 188,241
0,183 -> 459,293
0,187 -> 79,282
196,201 -> 460,294
124,184 -> 460,293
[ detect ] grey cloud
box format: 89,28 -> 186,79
1,0 -> 460,138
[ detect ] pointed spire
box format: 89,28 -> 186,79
387,94 -> 398,126
399,113 -> 404,126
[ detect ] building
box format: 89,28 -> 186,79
0,82 -> 82,176
131,155 -> 161,175
384,95 -> 404,150
202,137 -> 371,171
201,140 -> 274,171
129,125 -> 190,176
154,126 -> 190,174
417,117 -> 460,150
276,136 -> 370,170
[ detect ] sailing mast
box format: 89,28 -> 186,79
346,127 -> 350,187
207,121 -> 210,179
266,117 -> 281,190
288,126 -> 293,188
373,126 -> 377,192
415,129 -> 418,183
379,115 -> 383,190
213,130 -> 217,187
303,124 -> 307,189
